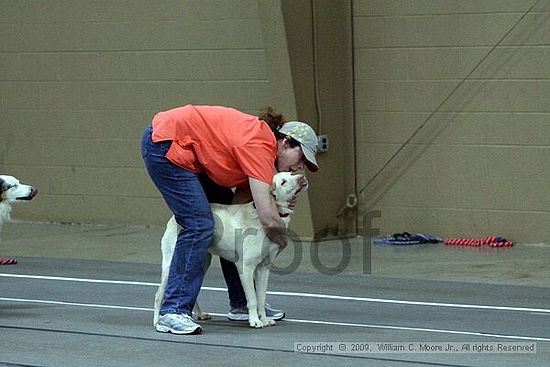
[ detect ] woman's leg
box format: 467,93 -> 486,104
142,125 -> 213,317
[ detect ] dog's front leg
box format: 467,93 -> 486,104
238,265 -> 263,328
254,264 -> 275,327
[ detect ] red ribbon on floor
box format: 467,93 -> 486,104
444,237 -> 513,247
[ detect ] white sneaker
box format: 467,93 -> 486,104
155,314 -> 202,335
227,303 -> 285,321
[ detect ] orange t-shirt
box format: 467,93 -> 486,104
151,105 -> 276,188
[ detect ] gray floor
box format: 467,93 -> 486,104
1,221 -> 549,367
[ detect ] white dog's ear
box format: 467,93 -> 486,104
298,175 -> 309,191
0,178 -> 9,193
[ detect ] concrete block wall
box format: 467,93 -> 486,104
353,0 -> 550,243
2,0 -> 549,245
0,0 -> 271,226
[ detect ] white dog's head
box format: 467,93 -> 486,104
0,175 -> 37,225
270,172 -> 308,216
0,175 -> 38,205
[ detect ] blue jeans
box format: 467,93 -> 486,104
141,124 -> 247,314
141,124 -> 214,316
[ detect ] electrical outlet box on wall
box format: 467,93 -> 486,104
318,135 -> 329,152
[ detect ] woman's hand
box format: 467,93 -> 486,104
287,196 -> 298,209
287,175 -> 308,209
249,177 -> 287,250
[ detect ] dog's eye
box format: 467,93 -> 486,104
1,184 -> 15,191
280,179 -> 287,186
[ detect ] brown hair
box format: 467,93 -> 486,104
258,106 -> 286,132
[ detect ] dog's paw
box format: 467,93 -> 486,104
195,312 -> 211,321
258,316 -> 275,327
249,318 -> 264,328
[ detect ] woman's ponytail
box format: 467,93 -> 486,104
258,106 -> 286,132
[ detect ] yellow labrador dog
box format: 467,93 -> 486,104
153,172 -> 307,328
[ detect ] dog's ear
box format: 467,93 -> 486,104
0,178 -> 9,193
298,175 -> 308,191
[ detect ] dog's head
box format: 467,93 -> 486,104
0,175 -> 38,204
270,172 -> 308,216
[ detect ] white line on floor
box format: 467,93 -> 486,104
0,273 -> 159,287
0,297 -> 151,312
1,297 -> 549,342
1,273 -> 549,314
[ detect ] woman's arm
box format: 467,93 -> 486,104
248,177 -> 287,250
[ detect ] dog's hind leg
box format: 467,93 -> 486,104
254,264 -> 275,327
193,252 -> 212,320
153,216 -> 178,326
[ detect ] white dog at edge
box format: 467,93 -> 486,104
153,172 -> 307,329
0,175 -> 38,229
